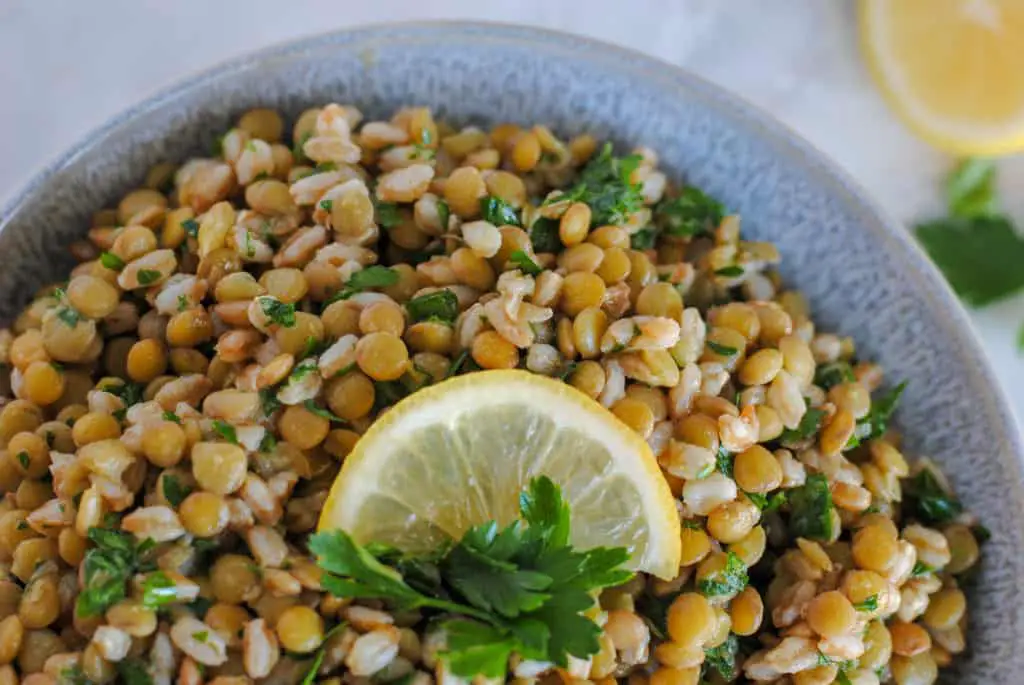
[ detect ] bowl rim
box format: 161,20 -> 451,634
2,17 -> 1021,510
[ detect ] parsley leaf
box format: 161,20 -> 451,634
916,215 -> 1024,307
181,218 -> 199,238
714,265 -> 744,277
855,381 -> 907,442
480,196 -> 520,227
630,227 -> 658,250
911,561 -> 934,577
655,186 -> 724,238
814,361 -> 855,389
436,199 -> 451,232
302,400 -> 347,424
137,269 -> 161,286
52,289 -> 82,328
100,252 -> 125,270
311,477 -> 633,677
324,266 -> 400,306
697,551 -> 747,597
787,473 -> 835,541
706,340 -> 737,356
529,218 -> 561,254
162,475 -> 192,507
162,411 -> 182,424
259,298 -> 296,328
703,634 -> 739,680
407,290 -> 459,324
509,250 -> 542,276
780,407 -> 827,443
117,659 -> 154,685
746,491 -> 787,512
947,157 -> 998,218
100,380 -> 145,408
141,571 -> 177,609
77,527 -> 156,618
211,420 -> 238,444
259,387 -> 282,417
904,467 -> 963,525
446,349 -> 472,379
715,447 -> 733,478
566,143 -> 644,226
853,594 -> 878,612
375,200 -> 403,229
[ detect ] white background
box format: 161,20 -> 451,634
2,0 -> 1023,419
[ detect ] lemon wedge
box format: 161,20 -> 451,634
318,369 -> 681,579
860,0 -> 1024,155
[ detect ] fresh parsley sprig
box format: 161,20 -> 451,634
915,158 -> 1024,347
77,527 -> 158,618
309,477 -> 633,677
323,266 -> 400,307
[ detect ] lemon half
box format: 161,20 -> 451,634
861,0 -> 1024,155
318,370 -> 681,579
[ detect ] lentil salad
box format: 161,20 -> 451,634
0,103 -> 982,685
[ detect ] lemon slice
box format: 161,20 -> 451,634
860,0 -> 1024,155
318,370 -> 681,579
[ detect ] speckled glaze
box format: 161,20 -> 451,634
0,22 -> 1020,681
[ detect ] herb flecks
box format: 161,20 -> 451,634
310,477 -> 632,677
787,473 -> 834,541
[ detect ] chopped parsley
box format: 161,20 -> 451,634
697,551 -> 748,597
911,561 -> 934,577
714,265 -> 744,277
746,491 -> 787,512
177,294 -> 189,312
655,186 -> 725,238
905,467 -> 963,525
715,447 -> 733,478
563,143 -> 644,226
100,252 -> 125,270
375,200 -> 403,229
181,218 -> 200,238
529,218 -> 561,254
323,266 -> 400,306
162,474 -> 192,507
853,381 -> 907,443
706,340 -> 738,357
853,595 -> 878,612
303,400 -> 347,424
211,420 -> 239,445
814,361 -> 856,390
779,407 -> 827,443
117,659 -> 153,685
259,298 -> 296,328
703,635 -> 739,681
77,527 -> 158,618
137,269 -> 161,286
162,411 -> 182,424
787,474 -> 834,541
480,196 -> 520,227
630,227 -> 658,250
100,380 -> 146,408
407,290 -> 459,324
15,451 -> 29,470
320,199 -> 334,212
141,571 -> 177,609
436,199 -> 451,231
509,250 -> 542,276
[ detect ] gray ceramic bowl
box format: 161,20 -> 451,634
0,22 -> 1020,682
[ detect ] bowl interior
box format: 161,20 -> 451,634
2,22 -> 1020,681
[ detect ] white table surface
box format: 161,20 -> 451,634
2,0 -> 1023,420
